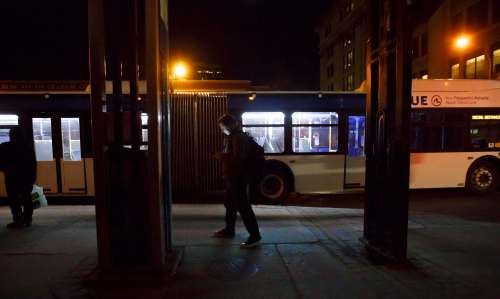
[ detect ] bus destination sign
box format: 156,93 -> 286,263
0,81 -> 89,91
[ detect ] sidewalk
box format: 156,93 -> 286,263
1,204 -> 499,299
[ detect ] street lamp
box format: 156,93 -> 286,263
453,35 -> 471,79
173,62 -> 188,80
454,35 -> 470,50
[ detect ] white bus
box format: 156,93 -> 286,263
410,79 -> 500,193
228,79 -> 500,203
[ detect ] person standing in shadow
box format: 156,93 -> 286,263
0,127 -> 37,228
214,114 -> 262,248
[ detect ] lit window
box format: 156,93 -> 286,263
470,118 -> 500,150
242,112 -> 284,126
466,58 -> 475,78
141,113 -> 148,126
450,64 -> 460,79
347,51 -> 353,67
61,118 -> 81,161
348,116 -> 365,157
141,113 -> 148,148
347,74 -> 354,90
32,118 -> 54,161
0,114 -> 19,126
0,129 -> 10,144
493,49 -> 500,74
466,55 -> 486,79
292,112 -> 339,153
241,112 -> 285,153
476,55 -> 485,77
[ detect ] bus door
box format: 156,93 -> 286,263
344,115 -> 366,188
32,115 -> 87,194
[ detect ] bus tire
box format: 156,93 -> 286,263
466,161 -> 499,195
256,168 -> 291,204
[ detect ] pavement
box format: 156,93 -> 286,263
1,203 -> 500,299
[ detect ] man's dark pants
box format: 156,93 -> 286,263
8,186 -> 33,224
224,177 -> 260,237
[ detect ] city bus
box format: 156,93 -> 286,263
0,79 -> 498,203
228,79 -> 500,202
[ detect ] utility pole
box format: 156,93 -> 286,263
363,0 -> 413,261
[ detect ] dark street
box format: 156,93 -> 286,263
294,190 -> 500,223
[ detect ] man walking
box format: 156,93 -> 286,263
0,127 -> 37,228
214,114 -> 261,248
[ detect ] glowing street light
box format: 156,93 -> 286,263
173,62 -> 188,79
454,35 -> 470,50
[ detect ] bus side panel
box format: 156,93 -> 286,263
270,155 -> 345,194
85,158 -> 95,196
0,172 -> 6,197
410,152 -> 479,189
36,161 -> 58,194
345,156 -> 366,187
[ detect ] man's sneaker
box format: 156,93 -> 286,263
6,222 -> 24,229
240,235 -> 261,248
213,228 -> 235,238
23,217 -> 32,227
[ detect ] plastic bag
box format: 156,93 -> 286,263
31,185 -> 48,209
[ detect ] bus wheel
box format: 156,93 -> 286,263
257,169 -> 291,204
466,162 -> 499,195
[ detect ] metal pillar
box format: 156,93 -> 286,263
88,0 -> 172,271
362,0 -> 413,261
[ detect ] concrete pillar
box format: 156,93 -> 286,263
88,0 -> 172,271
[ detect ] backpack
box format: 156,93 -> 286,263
244,133 -> 266,178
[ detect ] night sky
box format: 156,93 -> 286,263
0,0 -> 329,90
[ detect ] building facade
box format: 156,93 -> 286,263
318,0 -> 500,91
317,0 -> 369,91
413,0 -> 500,80
194,63 -> 224,80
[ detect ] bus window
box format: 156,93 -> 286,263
141,113 -> 148,144
292,112 -> 339,153
241,112 -> 285,153
33,118 -> 54,161
443,126 -> 466,151
470,119 -> 500,150
411,110 -> 469,152
0,129 -> 10,144
348,116 -> 365,157
61,118 -> 81,161
0,114 -> 19,126
0,115 -> 19,144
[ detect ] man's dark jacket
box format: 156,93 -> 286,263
0,141 -> 37,194
221,130 -> 250,180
